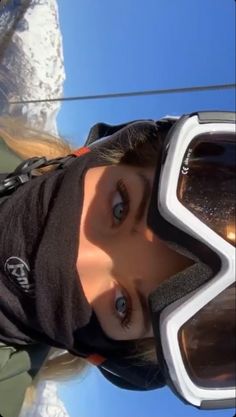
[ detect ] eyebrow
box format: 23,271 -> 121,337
135,173 -> 152,225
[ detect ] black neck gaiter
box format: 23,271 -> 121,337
0,153 -> 95,351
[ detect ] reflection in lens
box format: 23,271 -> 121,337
178,284 -> 236,388
177,133 -> 236,246
226,225 -> 236,244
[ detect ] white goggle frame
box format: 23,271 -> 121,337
158,112 -> 236,409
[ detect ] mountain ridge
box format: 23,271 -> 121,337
0,0 -> 65,134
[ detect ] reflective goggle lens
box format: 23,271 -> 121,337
178,283 -> 236,388
177,132 -> 236,246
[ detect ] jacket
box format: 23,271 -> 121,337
0,138 -> 50,417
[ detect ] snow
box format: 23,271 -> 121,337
0,0 -> 65,134
19,382 -> 70,417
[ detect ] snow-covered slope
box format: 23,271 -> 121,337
0,0 -> 65,134
19,382 -> 70,417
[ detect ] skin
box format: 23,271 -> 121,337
77,164 -> 193,341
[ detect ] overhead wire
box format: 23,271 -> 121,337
4,83 -> 236,105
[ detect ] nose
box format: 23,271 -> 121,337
133,220 -> 155,243
142,226 -> 155,242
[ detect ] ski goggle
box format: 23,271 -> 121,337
147,111 -> 236,409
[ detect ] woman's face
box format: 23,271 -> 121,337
77,164 -> 192,341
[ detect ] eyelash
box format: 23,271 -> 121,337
112,179 -> 130,226
113,287 -> 134,331
112,305 -> 133,331
120,306 -> 133,330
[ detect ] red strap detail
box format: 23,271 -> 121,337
87,354 -> 106,366
73,147 -> 90,157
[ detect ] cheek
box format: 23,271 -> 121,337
77,238 -> 113,304
82,188 -> 112,245
79,166 -> 113,245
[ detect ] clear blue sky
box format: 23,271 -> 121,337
56,1 -> 235,416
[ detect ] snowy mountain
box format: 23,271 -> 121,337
0,0 -> 65,134
19,382 -> 70,417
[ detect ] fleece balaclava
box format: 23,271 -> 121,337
0,121 -> 167,390
0,151 -> 100,352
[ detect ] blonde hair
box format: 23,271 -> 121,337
0,116 -> 162,170
0,116 -> 73,161
0,116 -> 159,405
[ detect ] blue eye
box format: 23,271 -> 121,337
115,288 -> 132,330
113,199 -> 125,223
115,295 -> 128,316
112,180 -> 129,225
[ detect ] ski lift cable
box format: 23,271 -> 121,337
5,83 -> 236,105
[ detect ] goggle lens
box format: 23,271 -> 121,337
178,283 -> 236,388
177,132 -> 236,246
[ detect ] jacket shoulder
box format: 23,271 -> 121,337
0,344 -> 32,417
0,343 -> 50,417
0,138 -> 22,174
